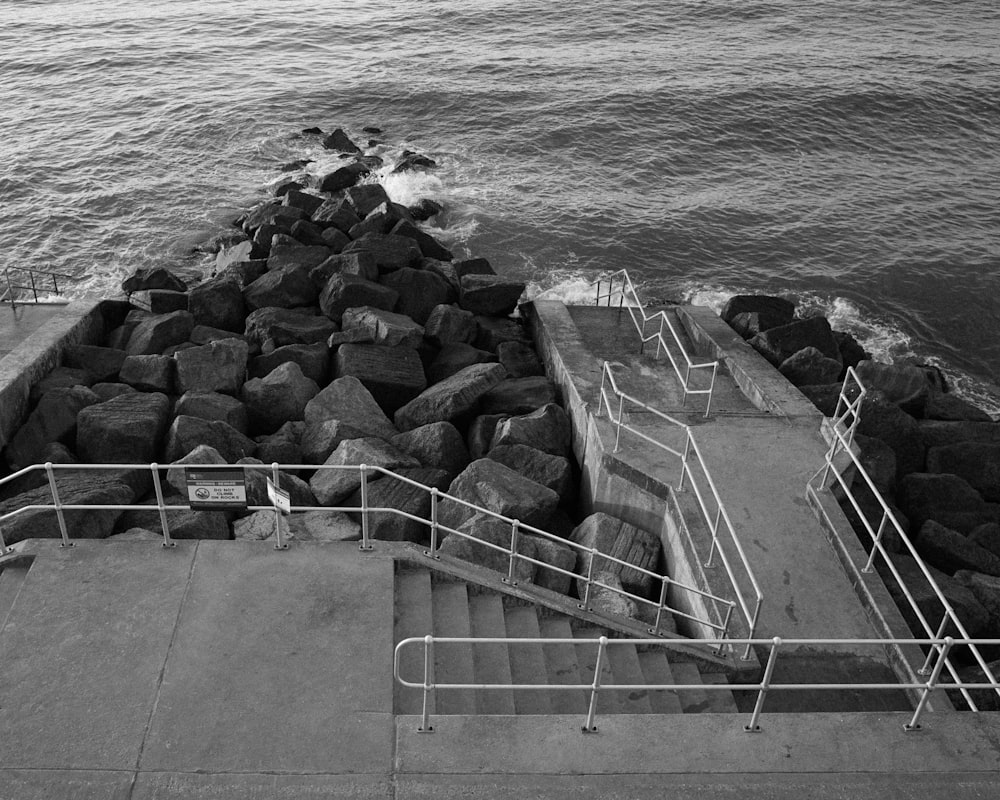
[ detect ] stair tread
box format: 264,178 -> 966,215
636,650 -> 684,714
604,641 -> 654,714
468,593 -> 516,715
699,671 -> 739,713
394,569 -> 434,716
504,606 -> 552,715
538,616 -> 588,715
573,625 -> 620,716
431,581 -> 477,715
670,661 -> 736,713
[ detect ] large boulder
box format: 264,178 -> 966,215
62,344 -> 127,384
119,355 -> 175,394
174,338 -> 249,396
970,523 -> 1000,560
254,421 -> 303,467
391,422 -> 471,480
437,512 -> 537,583
310,251 -> 378,286
720,295 -> 795,331
122,267 -> 187,294
164,415 -> 256,463
333,344 -> 426,415
497,341 -> 544,379
883,555 -> 991,638
427,342 -> 497,384
487,444 -> 573,503
311,199 -> 361,233
318,274 -> 398,323
345,183 -> 390,217
389,219 -> 453,262
570,513 -> 662,599
242,361 -> 320,434
243,267 -> 319,311
188,275 -> 247,333
118,504 -> 231,540
898,473 -> 1000,534
241,201 -> 306,235
458,274 -> 525,317
438,458 -> 559,533
926,443 -> 1000,503
340,306 -> 424,348
857,391 -> 926,481
77,392 -> 172,463
918,420 -> 1000,450
304,375 -> 398,441
174,391 -> 249,435
915,520 -> 1000,576
265,243 -> 331,274
341,233 -> 422,274
4,386 -> 100,470
244,307 -> 338,349
318,162 -> 370,193
749,316 -> 841,368
527,535 -> 578,595
381,268 -> 454,324
165,444 -> 228,494
424,304 -> 477,347
489,403 -> 572,459
853,434 -> 898,495
778,347 -> 843,387
309,437 -> 419,506
468,414 -> 509,459
345,466 -> 451,543
236,456 -> 315,509
953,571 -> 1000,632
479,376 -> 556,416
249,343 -> 329,386
474,316 -> 531,352
126,310 -> 195,356
395,362 -> 507,432
27,367 -> 94,404
856,361 -> 931,416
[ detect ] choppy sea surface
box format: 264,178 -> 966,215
2,0 -> 998,409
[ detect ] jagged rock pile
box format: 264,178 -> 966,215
722,294 -> 1000,645
0,126 -> 668,629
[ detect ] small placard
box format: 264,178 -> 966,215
185,468 -> 247,510
267,477 -> 291,514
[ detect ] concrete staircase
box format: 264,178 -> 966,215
394,565 -> 738,716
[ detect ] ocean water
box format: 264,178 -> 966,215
2,0 -> 998,409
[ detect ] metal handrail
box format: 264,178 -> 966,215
808,370 -> 1000,711
0,460 -> 732,640
598,361 -> 764,658
2,266 -> 73,308
595,269 -> 719,417
394,634 -> 1000,733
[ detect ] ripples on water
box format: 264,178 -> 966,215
1,0 -> 998,405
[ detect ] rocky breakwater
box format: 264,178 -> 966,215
721,294 -> 1000,673
0,126 -> 670,632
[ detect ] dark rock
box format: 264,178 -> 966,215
854,433 -> 897,495
334,343 -> 426,414
241,202 -> 306,235
119,354 -> 175,394
970,523 -> 1000,560
490,403 -> 572,459
571,512 -> 663,599
391,422 -> 471,480
244,307 -> 338,349
422,260 -> 461,295
4,386 -> 100,470
438,458 -> 559,532
497,341 -> 544,378
310,251 -> 379,286
304,375 -> 398,442
321,128 -> 361,153
389,219 -> 453,261
289,219 -> 328,248
883,555 -> 991,637
393,151 -> 437,172
165,444 -> 227,494
346,183 -> 390,217
309,437 -> 419,505
779,346 -> 843,387
953,570 -> 1000,633
318,274 -> 399,323
236,456 -> 315,510
468,414 -> 509,459
480,376 -> 557,416
916,519 -> 1000,576
749,316 -> 841,368
312,199 -> 362,233
175,391 -> 249,434
898,473 -> 1000,534
321,227 -> 350,253
834,478 -> 905,555
833,331 -> 870,372
488,444 -> 573,503
918,420 -> 1000,450
140,290 -> 189,314
527,535 -> 578,595
214,240 -> 254,273
857,391 -> 925,480
118,504 -> 231,540
62,344 -> 127,384
437,512 -> 538,582
453,258 -> 495,278
727,312 -> 772,340
165,415 -> 256,462
720,295 -> 795,329
27,367 -> 93,404
395,362 -> 507,432
244,266 -> 320,311
459,274 -> 526,317
77,392 -> 172,463
474,316 -> 531,352
427,342 -> 497,384
341,233 -> 422,274
249,343 -> 328,385
265,243 -> 331,275
189,325 -> 250,348
318,161 -> 370,193
90,382 -> 137,402
856,360 -> 930,417
283,189 -> 324,216
126,310 -> 195,356
275,181 -> 303,198
242,362 -> 320,434
122,267 -> 187,294
187,275 -> 246,334
346,467 -> 451,543
409,199 -> 443,221
924,392 -> 993,423
347,203 -> 404,239
380,267 -> 454,325
798,383 -> 845,417
327,328 -> 376,349
254,421 -> 304,467
341,306 -> 423,348
174,339 -> 249,396
927,443 -> 1000,502
424,305 -> 476,348
218,258 -> 268,290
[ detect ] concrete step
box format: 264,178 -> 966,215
604,640 -> 654,714
573,625 -> 620,716
699,671 -> 739,713
504,605 -> 552,715
394,569 -> 434,716
537,615 -> 588,715
636,649 -> 684,714
431,581 -> 477,715
670,661 -> 737,713
467,592 -> 516,715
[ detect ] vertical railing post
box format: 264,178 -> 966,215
704,507 -> 722,568
150,463 -> 174,547
582,636 -> 608,732
745,637 -> 781,732
45,462 -> 72,548
863,512 -> 889,573
0,519 -> 11,557
703,363 -> 718,418
578,548 -> 598,610
906,637 -> 953,731
677,435 -> 692,491
271,463 -> 288,550
614,395 -> 625,452
426,488 -> 440,557
505,519 -> 520,585
651,577 -> 670,635
29,271 -> 38,302
359,464 -> 372,551
719,601 -> 737,652
920,616 -> 952,675
419,635 -> 435,733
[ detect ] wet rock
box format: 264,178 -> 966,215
318,161 -> 371,193
497,341 -> 544,378
348,202 -> 405,239
487,444 -> 573,503
854,433 -> 897,495
720,295 -> 795,330
855,360 -> 930,417
857,391 -> 925,480
427,342 -> 497,384
395,362 -> 507,432
474,316 -> 531,352
304,375 -> 398,441
458,274 -> 526,317
409,199 -> 443,221
454,258 -> 495,278
438,458 -> 559,532
341,232 -> 422,274
749,316 -> 841,368
393,151 -> 437,172
242,361 -> 320,434
345,183 -> 390,217
188,275 -> 247,333
779,346 -> 843,387
970,523 -> 1000,560
265,243 -> 331,274
318,274 -> 399,323
165,415 -> 256,463
926,443 -> 1000,503
916,519 -> 1000,576
380,267 -> 454,324
345,466 -> 451,543
77,392 -> 172,463
391,421 -> 471,480
322,128 -> 361,153
490,403 -> 572,459
122,267 -> 188,294
334,343 -> 426,415
4,386 -> 100,471
244,266 -> 320,311
119,354 -> 175,394
833,331 -> 870,372
126,310 -> 195,356
341,306 -> 424,348
288,219 -> 329,248
309,437 -> 419,506
898,473 -> 1000,534
214,240 -> 254,273
244,307 -> 338,349
389,219 -> 453,261
174,338 -> 249,396
249,343 -> 329,386
924,392 -> 993,423
917,420 -> 1000,450
312,199 -> 361,233
241,202 -> 306,235
62,344 -> 127,384
436,512 -> 538,583
571,513 -> 662,600
283,189 -> 324,216
480,376 -> 557,416
424,304 -> 477,347
310,251 -> 379,286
